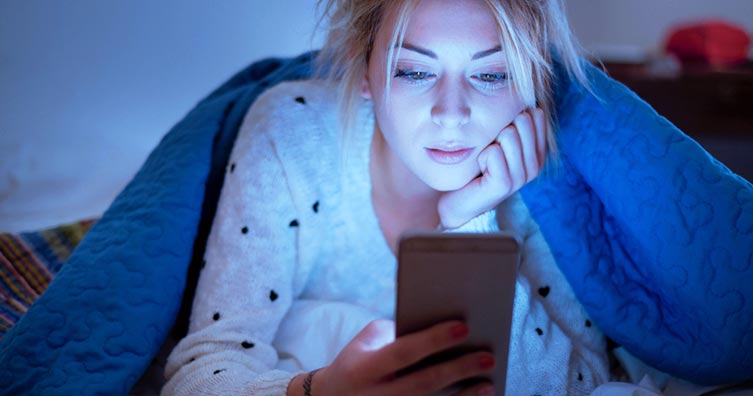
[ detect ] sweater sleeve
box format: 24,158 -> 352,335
162,100 -> 301,396
444,209 -> 500,233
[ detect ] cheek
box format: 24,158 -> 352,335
373,97 -> 410,148
477,96 -> 526,140
381,89 -> 425,136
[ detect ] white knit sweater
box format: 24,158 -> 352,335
161,79 -> 609,396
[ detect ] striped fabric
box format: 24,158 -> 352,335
0,219 -> 96,338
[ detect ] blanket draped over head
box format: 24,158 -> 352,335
1,52 -> 751,394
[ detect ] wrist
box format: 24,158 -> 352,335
286,373 -> 306,396
287,368 -> 325,396
303,369 -> 317,396
437,215 -> 465,231
437,200 -> 470,230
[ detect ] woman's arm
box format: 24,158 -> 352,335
162,103 -> 301,395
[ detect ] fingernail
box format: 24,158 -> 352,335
479,356 -> 495,370
450,323 -> 468,339
478,385 -> 495,396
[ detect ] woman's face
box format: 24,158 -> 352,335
365,0 -> 525,192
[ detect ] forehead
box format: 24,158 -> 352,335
385,0 -> 502,54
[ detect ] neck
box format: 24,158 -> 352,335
370,126 -> 441,235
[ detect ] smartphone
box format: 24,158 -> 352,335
396,232 -> 520,396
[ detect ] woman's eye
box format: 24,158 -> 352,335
471,72 -> 510,90
474,72 -> 508,83
394,69 -> 435,83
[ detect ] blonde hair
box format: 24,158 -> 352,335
316,0 -> 588,162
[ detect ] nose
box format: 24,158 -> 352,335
430,79 -> 470,129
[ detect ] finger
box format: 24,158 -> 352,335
382,351 -> 495,396
497,125 -> 525,192
374,321 -> 468,378
532,107 -> 547,168
478,142 -> 512,198
438,144 -> 511,229
512,111 -> 538,183
453,381 -> 495,396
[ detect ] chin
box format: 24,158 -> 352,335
423,171 -> 476,192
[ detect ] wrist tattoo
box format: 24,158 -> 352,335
303,368 -> 320,396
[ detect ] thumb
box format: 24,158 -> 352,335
353,319 -> 396,352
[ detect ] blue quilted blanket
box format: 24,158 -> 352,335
1,52 -> 751,394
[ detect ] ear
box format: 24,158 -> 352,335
360,73 -> 372,100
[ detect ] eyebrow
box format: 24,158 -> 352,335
399,43 -> 502,60
471,46 -> 502,60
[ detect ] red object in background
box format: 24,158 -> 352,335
665,20 -> 751,67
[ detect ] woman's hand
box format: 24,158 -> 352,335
295,319 -> 496,396
438,108 -> 547,229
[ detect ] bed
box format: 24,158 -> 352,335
1,52 -> 751,395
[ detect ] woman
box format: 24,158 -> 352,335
163,0 -> 606,395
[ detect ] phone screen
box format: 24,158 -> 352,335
396,232 -> 520,395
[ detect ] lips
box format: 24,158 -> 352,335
425,147 -> 474,165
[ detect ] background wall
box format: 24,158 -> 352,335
1,0 -> 751,232
0,0 -> 324,231
565,0 -> 753,61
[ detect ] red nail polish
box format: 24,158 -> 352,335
479,356 -> 495,370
